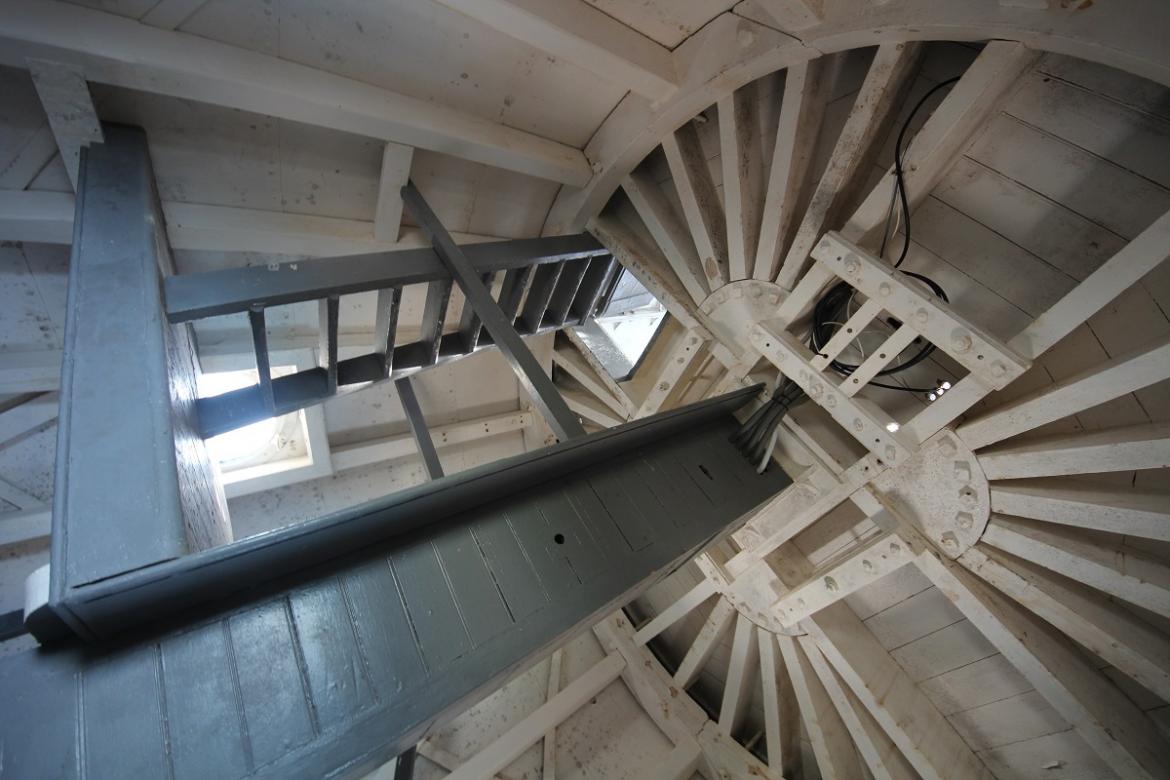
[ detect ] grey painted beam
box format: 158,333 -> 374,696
402,182 -> 586,441
394,377 -> 444,480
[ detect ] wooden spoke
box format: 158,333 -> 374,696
804,602 -> 992,780
623,168 -> 710,305
777,632 -> 866,780
757,626 -> 800,778
718,613 -> 760,736
633,580 -> 718,646
957,334 -> 1170,450
720,83 -> 766,281
755,58 -> 828,281
552,342 -> 632,421
960,543 -> 1170,703
917,549 -> 1170,780
799,635 -> 918,780
981,514 -> 1170,618
589,209 -> 701,331
673,597 -> 737,688
776,42 -> 922,290
562,389 -> 624,428
636,330 -> 709,417
662,122 -> 728,289
977,422 -> 1170,479
990,479 -> 1170,542
844,41 -> 1039,246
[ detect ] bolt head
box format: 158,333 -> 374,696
824,576 -> 839,593
957,512 -> 974,530
879,282 -> 892,297
941,532 -> 959,550
915,308 -> 929,323
951,331 -> 973,353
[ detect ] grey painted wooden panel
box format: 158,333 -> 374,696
0,416 -> 788,779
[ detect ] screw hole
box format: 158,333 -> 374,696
554,533 -> 565,545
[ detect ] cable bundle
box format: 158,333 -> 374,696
733,75 -> 963,469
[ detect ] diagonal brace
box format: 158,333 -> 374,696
402,182 -> 585,440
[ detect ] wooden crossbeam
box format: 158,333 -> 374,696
673,597 -> 736,688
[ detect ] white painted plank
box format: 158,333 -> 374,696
844,42 -> 1038,244
634,579 -> 718,646
662,122 -> 728,289
636,330 -> 708,417
139,0 -> 207,29
0,506 -> 50,548
1011,209 -> 1170,361
563,388 -> 623,428
647,741 -> 701,780
918,547 -> 1170,780
977,422 -> 1170,479
543,648 -> 563,780
799,635 -> 918,780
0,477 -> 38,510
0,124 -> 57,190
806,602 -> 993,780
960,543 -> 1170,704
757,625 -> 800,779
563,328 -> 638,416
777,632 -> 865,780
990,479 -> 1170,542
957,334 -> 1170,450
0,0 -> 592,185
720,84 -> 765,281
26,59 -> 102,190
433,0 -> 676,100
373,142 -> 414,242
673,596 -> 736,688
0,190 -> 499,256
776,42 -> 922,289
718,613 -> 759,736
552,345 -> 629,421
623,169 -> 710,304
755,58 -> 828,281
446,653 -> 626,780
330,412 -> 531,473
0,393 -> 57,446
982,514 -> 1170,619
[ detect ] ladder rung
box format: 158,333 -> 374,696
810,297 -> 884,371
520,261 -> 565,334
318,294 -> 340,395
457,271 -> 494,353
248,305 -> 275,414
498,265 -> 535,324
841,325 -> 919,397
374,286 -> 403,376
545,257 -> 591,328
419,278 -> 453,366
572,255 -> 618,325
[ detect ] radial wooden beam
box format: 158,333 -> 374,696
27,59 -> 102,190
446,654 -> 626,780
804,602 -> 993,780
433,0 -> 677,101
798,636 -> 918,780
843,41 -> 1039,245
959,543 -> 1170,703
542,649 -> 563,780
562,329 -> 638,416
754,58 -> 828,282
636,330 -> 709,417
633,580 -> 718,646
957,334 -> 1170,450
977,423 -> 1170,479
562,389 -> 624,428
552,343 -> 631,421
0,0 -> 591,185
623,169 -> 710,305
718,613 -> 760,736
917,548 -> 1170,780
673,597 -> 737,688
981,514 -> 1170,619
373,143 -> 414,242
588,210 -> 701,331
720,84 -> 766,281
662,122 -> 728,290
990,479 -> 1170,542
757,626 -> 800,779
777,633 -> 866,780
776,42 -> 922,289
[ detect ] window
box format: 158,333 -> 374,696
574,269 -> 667,380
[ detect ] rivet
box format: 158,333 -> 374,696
844,257 -> 861,277
824,576 -> 839,593
889,542 -> 901,554
941,532 -> 959,550
915,308 -> 929,323
825,395 -> 837,408
861,559 -> 874,573
991,361 -> 1007,378
951,331 -> 973,353
878,282 -> 892,297
956,512 -> 974,530
737,27 -> 757,47
853,418 -> 864,432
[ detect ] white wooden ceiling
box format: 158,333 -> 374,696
1,1 -> 1170,779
